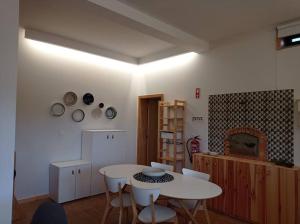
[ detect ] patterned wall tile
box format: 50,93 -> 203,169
208,89 -> 294,163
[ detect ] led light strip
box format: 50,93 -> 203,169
291,37 -> 300,43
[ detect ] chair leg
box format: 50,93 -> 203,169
119,207 -> 123,224
101,204 -> 111,224
132,215 -> 137,224
174,216 -> 178,224
203,201 -> 210,224
125,207 -> 129,224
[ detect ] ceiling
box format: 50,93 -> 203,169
20,0 -> 300,62
20,0 -> 174,58
119,0 -> 300,42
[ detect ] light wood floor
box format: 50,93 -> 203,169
13,194 -> 247,224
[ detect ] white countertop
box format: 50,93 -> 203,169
51,160 -> 91,168
83,129 -> 127,132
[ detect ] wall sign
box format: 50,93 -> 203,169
192,116 -> 203,121
195,88 -> 200,99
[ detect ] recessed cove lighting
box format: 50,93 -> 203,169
24,28 -> 138,65
26,39 -> 137,71
23,28 -> 198,70
139,52 -> 198,72
291,37 -> 300,43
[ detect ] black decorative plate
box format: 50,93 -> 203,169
83,93 -> 94,105
50,103 -> 65,117
72,109 -> 85,122
99,103 -> 104,109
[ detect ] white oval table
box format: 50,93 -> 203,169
99,164 -> 222,224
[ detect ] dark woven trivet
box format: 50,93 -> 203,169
133,172 -> 174,183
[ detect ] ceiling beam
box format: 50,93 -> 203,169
138,47 -> 189,64
88,0 -> 209,53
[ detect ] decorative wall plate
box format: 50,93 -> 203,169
72,109 -> 85,122
99,103 -> 104,109
50,103 -> 65,117
83,93 -> 94,105
63,92 -> 77,106
105,107 -> 117,119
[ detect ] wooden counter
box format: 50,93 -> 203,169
193,153 -> 300,224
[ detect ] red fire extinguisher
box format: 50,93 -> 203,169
186,136 -> 201,163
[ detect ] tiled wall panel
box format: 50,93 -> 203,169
208,89 -> 294,162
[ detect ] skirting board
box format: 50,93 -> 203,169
18,194 -> 49,204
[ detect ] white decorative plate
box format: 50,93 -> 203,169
72,109 -> 85,122
63,91 -> 77,106
50,103 -> 65,117
142,167 -> 166,177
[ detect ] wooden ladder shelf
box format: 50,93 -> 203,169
157,100 -> 185,172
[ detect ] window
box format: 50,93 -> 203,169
277,20 -> 300,49
278,33 -> 300,49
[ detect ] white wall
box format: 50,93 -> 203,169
277,46 -> 300,166
15,29 -> 138,199
0,0 -> 19,223
16,25 -> 300,200
140,28 -> 300,166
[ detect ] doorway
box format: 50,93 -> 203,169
137,94 -> 164,165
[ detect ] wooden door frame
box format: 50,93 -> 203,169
137,94 -> 164,165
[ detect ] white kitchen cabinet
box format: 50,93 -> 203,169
49,160 -> 91,203
81,130 -> 129,195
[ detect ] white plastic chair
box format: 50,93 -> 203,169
182,168 -> 210,180
169,168 -> 211,224
151,162 -> 174,172
131,185 -> 178,224
101,173 -> 132,224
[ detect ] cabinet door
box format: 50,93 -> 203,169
265,166 -> 279,224
91,133 -> 110,195
200,157 -> 213,208
279,168 -> 297,224
249,164 -> 265,224
58,166 -> 76,203
211,158 -> 225,213
110,132 -> 128,164
224,159 -> 236,216
75,164 -> 91,199
92,133 -> 111,165
235,162 -> 251,221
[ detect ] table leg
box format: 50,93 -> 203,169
192,200 -> 202,217
203,200 -> 211,224
188,200 -> 202,224
177,199 -> 199,224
